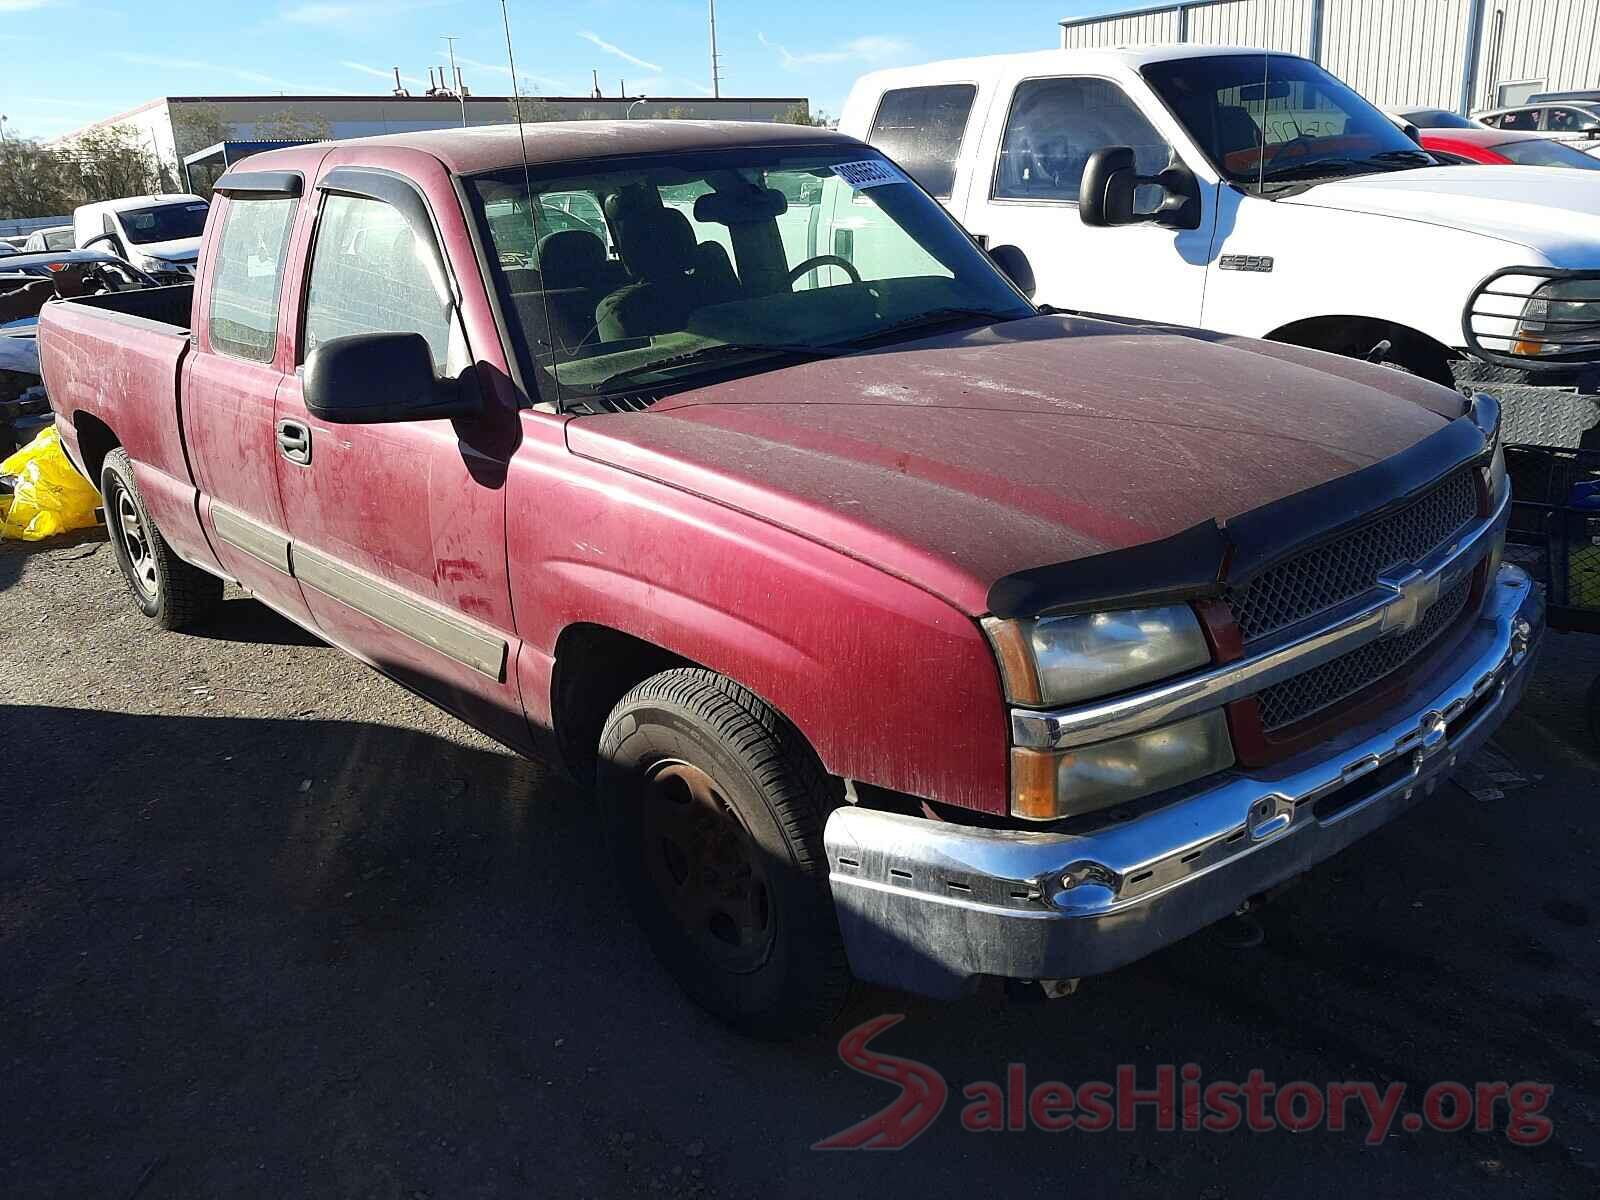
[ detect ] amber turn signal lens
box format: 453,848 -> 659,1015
983,617 -> 1042,705
1010,747 -> 1061,820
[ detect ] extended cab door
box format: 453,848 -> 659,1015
272,158 -> 530,750
961,74 -> 1215,324
183,182 -> 317,627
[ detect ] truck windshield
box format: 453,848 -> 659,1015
466,146 -> 1033,411
1143,54 -> 1436,193
120,201 -> 210,245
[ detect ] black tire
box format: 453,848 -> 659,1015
101,447 -> 221,630
599,668 -> 851,1038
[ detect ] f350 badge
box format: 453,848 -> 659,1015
1219,254 -> 1275,273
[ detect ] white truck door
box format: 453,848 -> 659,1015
961,75 -> 1214,325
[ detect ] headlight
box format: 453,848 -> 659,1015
1010,710 -> 1236,820
1515,278 -> 1600,358
984,604 -> 1211,707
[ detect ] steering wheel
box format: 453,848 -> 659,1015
788,255 -> 860,288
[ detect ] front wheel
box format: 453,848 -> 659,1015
101,448 -> 221,630
599,668 -> 851,1038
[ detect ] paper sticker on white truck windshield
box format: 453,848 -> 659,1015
831,160 -> 909,190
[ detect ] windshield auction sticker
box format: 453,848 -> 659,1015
831,160 -> 910,189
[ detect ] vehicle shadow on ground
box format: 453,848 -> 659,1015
182,595 -> 326,647
1,702 -> 1594,1199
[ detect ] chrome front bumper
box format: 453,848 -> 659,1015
824,565 -> 1544,999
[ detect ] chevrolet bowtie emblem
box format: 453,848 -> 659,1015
1379,568 -> 1442,636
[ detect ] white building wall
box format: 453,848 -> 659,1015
1059,5 -> 1183,46
1473,0 -> 1600,109
1321,0 -> 1477,109
1061,0 -> 1600,114
1185,0 -> 1315,56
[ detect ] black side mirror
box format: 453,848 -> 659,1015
1079,146 -> 1202,231
986,244 -> 1036,299
304,332 -> 480,424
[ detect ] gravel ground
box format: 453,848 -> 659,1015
2,528 -> 1597,1199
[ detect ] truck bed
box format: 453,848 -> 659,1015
38,282 -> 221,573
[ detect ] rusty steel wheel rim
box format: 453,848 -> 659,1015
642,760 -> 775,973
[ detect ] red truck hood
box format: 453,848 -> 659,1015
565,315 -> 1459,616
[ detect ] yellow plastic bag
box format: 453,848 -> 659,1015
1,425 -> 102,541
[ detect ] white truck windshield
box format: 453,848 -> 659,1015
1144,53 -> 1436,192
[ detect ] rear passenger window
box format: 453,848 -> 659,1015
303,193 -> 450,368
867,85 -> 977,198
207,197 -> 296,362
994,77 -> 1171,203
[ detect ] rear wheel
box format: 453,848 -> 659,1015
599,668 -> 851,1038
101,448 -> 221,630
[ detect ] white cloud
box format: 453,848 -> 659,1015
117,52 -> 341,93
343,60 -> 425,87
577,31 -> 662,74
0,0 -> 57,11
454,54 -> 571,95
757,33 -> 913,69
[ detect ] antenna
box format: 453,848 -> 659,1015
500,0 -> 565,413
443,34 -> 467,127
708,0 -> 722,98
1256,49 -> 1269,196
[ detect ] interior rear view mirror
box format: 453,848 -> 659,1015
693,186 -> 788,225
1079,146 -> 1202,231
1239,81 -> 1293,102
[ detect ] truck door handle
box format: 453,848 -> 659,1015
276,418 -> 312,466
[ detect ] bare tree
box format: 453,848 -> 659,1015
251,110 -> 333,142
0,138 -> 75,218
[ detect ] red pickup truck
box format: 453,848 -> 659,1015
39,121 -> 1541,1036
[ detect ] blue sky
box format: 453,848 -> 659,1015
1,0 -> 1130,140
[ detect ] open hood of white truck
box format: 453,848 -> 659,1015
1281,165 -> 1600,265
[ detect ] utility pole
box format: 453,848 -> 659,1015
708,0 -> 722,98
442,34 -> 467,127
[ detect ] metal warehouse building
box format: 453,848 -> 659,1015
1061,0 -> 1600,114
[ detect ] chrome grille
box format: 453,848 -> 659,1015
1256,577 -> 1473,732
1227,470 -> 1479,644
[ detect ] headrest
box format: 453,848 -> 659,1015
608,203 -> 696,281
537,229 -> 607,286
1215,106 -> 1263,155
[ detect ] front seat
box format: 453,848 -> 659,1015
596,200 -> 704,341
1215,105 -> 1265,162
536,229 -> 616,351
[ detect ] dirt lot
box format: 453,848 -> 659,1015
2,527 -> 1598,1199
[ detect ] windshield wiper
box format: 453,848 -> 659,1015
594,341 -> 838,393
1260,148 -> 1438,189
832,307 -> 1020,348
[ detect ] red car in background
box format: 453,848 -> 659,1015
1420,126 -> 1600,170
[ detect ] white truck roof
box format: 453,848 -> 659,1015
848,43 -> 1275,92
75,194 -> 207,216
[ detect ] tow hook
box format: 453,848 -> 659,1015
1003,977 -> 1081,1003
1366,338 -> 1394,365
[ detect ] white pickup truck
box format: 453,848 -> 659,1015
842,45 -> 1600,444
